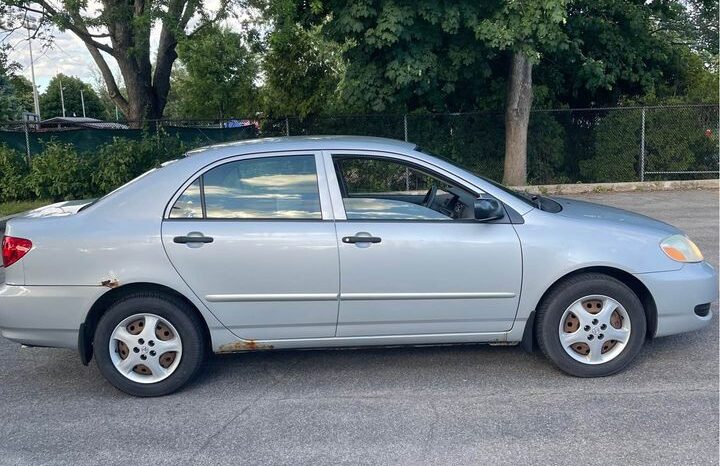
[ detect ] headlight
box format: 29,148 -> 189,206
660,234 -> 704,263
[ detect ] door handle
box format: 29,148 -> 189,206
342,236 -> 382,244
173,235 -> 214,244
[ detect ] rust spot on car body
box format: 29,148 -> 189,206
101,278 -> 120,288
218,340 -> 274,352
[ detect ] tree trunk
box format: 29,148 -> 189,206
114,51 -> 164,127
503,52 -> 533,186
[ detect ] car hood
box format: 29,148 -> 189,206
20,199 -> 95,218
552,197 -> 681,235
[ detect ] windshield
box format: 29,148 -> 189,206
414,146 -> 536,203
475,174 -> 538,208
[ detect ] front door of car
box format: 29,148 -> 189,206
161,152 -> 340,340
327,152 -> 522,337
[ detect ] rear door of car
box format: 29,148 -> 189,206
161,151 -> 340,340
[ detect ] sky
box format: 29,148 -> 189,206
8,31 -> 102,92
4,0 -> 237,93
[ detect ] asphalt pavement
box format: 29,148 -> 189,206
0,189 -> 717,465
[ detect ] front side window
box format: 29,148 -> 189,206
334,156 -> 477,221
170,155 -> 322,220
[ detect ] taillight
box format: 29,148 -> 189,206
1,236 -> 32,268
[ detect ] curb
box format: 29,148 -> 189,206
511,179 -> 719,195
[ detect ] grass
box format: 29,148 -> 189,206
0,200 -> 52,217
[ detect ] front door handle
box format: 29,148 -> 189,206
174,235 -> 214,244
342,236 -> 382,244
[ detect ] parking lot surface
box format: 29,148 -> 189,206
0,189 -> 717,465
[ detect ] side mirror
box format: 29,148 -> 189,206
474,198 -> 504,221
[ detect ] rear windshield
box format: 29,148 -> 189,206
79,163 -> 171,212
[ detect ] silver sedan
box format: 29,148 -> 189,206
0,136 -> 716,396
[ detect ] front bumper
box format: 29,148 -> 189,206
0,284 -> 105,349
635,261 -> 718,337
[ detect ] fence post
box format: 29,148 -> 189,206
285,117 -> 290,137
403,114 -> 410,189
639,107 -> 646,182
156,120 -> 162,148
23,120 -> 31,164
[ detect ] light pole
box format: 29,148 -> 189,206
80,88 -> 86,117
17,15 -> 41,119
58,73 -> 66,117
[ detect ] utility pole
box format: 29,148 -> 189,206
58,74 -> 66,117
80,89 -> 86,117
18,15 -> 41,119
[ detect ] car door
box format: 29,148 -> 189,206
162,152 -> 340,340
326,151 -> 522,337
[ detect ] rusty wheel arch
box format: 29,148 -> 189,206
79,282 -> 212,366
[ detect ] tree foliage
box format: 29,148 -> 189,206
306,1 -> 500,113
262,22 -> 343,117
534,0 -> 717,108
39,74 -> 104,119
286,0 -> 567,114
0,46 -> 27,120
165,26 -> 260,120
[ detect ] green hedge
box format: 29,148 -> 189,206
0,132 -> 189,203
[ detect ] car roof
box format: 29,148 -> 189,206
184,136 -> 417,159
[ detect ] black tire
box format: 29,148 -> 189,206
94,292 -> 206,396
536,273 -> 646,377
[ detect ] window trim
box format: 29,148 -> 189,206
163,151 -> 330,221
198,175 -> 207,218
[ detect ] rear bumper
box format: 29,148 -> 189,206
635,261 -> 718,337
0,284 -> 104,349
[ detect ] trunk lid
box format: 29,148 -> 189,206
18,200 -> 95,219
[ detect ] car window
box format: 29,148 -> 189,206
414,146 -> 541,209
171,155 -> 322,220
169,179 -> 203,218
333,156 -> 477,221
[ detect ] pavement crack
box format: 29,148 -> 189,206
185,358 -> 302,464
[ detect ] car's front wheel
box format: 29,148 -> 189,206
94,293 -> 206,396
536,273 -> 646,377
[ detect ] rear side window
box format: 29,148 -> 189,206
169,179 -> 202,218
170,155 -> 322,220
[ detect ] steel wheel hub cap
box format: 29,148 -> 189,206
559,295 -> 631,365
109,313 -> 183,384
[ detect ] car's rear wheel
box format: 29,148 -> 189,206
536,273 -> 646,377
94,293 -> 206,396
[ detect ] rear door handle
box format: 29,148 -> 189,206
173,235 -> 214,244
342,236 -> 382,244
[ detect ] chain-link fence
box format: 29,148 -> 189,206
1,104 -> 717,184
